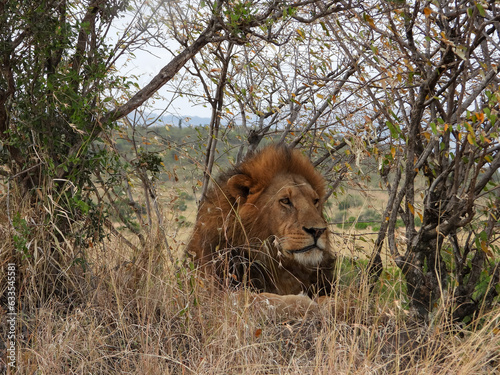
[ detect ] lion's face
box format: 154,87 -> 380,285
231,173 -> 329,267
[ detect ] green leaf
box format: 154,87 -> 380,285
430,122 -> 438,135
386,121 -> 401,138
475,230 -> 489,254
476,3 -> 486,17
320,21 -> 330,36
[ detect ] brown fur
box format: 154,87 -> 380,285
186,145 -> 336,297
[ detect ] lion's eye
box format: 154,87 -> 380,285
280,197 -> 292,206
314,198 -> 320,206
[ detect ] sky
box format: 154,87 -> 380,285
112,14 -> 213,120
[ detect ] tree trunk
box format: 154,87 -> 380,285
397,229 -> 448,318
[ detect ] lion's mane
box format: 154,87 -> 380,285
186,145 -> 336,296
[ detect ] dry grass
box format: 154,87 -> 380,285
1,189 -> 499,374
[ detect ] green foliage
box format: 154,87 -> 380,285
177,190 -> 194,201
377,267 -> 407,305
136,151 -> 164,178
359,208 -> 382,223
111,197 -> 141,230
414,216 -> 422,227
338,195 -> 363,210
172,189 -> 194,212
0,1 -> 130,247
355,222 -> 369,230
173,200 -> 188,212
176,215 -> 191,228
0,1 -> 132,305
224,1 -> 256,36
337,256 -> 361,285
174,259 -> 198,321
334,208 -> 383,230
12,213 -> 32,258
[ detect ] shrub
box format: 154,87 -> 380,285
338,195 -> 363,210
359,208 -> 382,222
355,222 -> 369,230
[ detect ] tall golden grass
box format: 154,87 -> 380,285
1,189 -> 499,374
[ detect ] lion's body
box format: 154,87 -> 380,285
186,145 -> 336,297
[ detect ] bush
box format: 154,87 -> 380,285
355,222 -> 369,230
359,208 -> 382,222
414,216 -> 422,227
177,190 -> 194,201
338,195 -> 363,210
173,200 -> 188,212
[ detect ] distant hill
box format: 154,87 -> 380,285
158,114 -> 212,127
127,111 -> 259,128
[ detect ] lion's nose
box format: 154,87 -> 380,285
303,226 -> 326,241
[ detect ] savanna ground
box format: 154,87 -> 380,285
1,173 -> 499,375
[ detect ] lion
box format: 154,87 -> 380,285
186,144 -> 336,303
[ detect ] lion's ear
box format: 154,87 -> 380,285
227,174 -> 253,201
